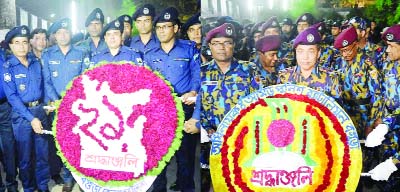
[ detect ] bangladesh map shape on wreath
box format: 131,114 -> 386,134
54,63 -> 184,191
210,84 -> 362,192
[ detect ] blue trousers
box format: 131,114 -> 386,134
11,104 -> 50,192
0,102 -> 18,191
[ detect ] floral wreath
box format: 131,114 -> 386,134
210,84 -> 362,192
53,62 -> 184,187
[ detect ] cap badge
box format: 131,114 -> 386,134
272,21 -> 277,26
115,20 -> 120,27
342,40 -> 349,47
61,22 -> 67,28
124,16 -> 129,21
226,26 -> 233,36
21,28 -> 27,35
96,12 -> 101,19
306,34 -> 314,42
386,33 -> 394,41
302,15 -> 307,21
164,12 -> 171,20
143,7 -> 149,14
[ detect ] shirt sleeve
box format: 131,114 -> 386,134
2,66 -> 35,121
189,45 -> 201,92
41,51 -> 59,102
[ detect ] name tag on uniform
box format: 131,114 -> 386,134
69,60 -> 82,64
173,58 -> 190,61
385,73 -> 395,78
49,60 -> 60,65
202,81 -> 218,86
15,74 -> 26,78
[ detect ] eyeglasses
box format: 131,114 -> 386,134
209,41 -> 233,47
155,25 -> 174,31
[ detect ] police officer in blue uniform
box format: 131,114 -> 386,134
130,4 -> 160,58
92,19 -> 143,65
76,8 -> 107,57
0,49 -> 18,192
118,14 -> 133,46
41,18 -> 90,191
2,25 -> 50,192
146,7 -> 200,192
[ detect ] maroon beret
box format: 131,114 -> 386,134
255,35 -> 281,52
293,27 -> 321,48
334,26 -> 357,49
205,23 -> 235,42
382,24 -> 400,42
261,16 -> 280,33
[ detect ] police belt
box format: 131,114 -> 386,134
0,97 -> 7,105
345,98 -> 371,106
24,99 -> 43,108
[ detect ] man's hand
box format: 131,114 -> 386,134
184,118 -> 200,134
181,91 -> 196,105
31,118 -> 43,134
207,129 -> 216,136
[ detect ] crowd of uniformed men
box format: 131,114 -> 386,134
0,2 -> 400,192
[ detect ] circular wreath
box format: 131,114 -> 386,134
54,62 -> 184,187
210,84 -> 362,192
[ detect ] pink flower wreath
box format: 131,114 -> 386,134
53,63 -> 184,187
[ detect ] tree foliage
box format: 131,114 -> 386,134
364,0 -> 400,26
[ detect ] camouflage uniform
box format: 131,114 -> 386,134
277,65 -> 342,100
338,52 -> 383,138
199,59 -> 260,131
375,59 -> 400,191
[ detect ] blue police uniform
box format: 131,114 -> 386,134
0,53 -> 18,192
76,38 -> 107,58
92,46 -> 143,65
93,19 -> 144,65
146,38 -> 200,192
129,33 -> 160,58
42,45 -> 90,101
2,55 -> 50,192
146,7 -> 200,192
146,39 -> 200,95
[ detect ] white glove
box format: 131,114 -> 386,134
368,157 -> 398,181
201,128 -> 210,143
365,124 -> 389,147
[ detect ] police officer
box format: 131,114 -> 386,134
41,18 -> 90,191
200,22 -> 260,191
254,35 -> 283,86
278,26 -> 341,100
281,18 -> 295,43
2,25 -> 51,192
296,13 -> 315,34
311,22 -> 338,69
248,21 -> 264,63
76,8 -> 107,57
334,26 -> 382,139
364,24 -> 400,191
181,13 -> 201,49
92,19 -> 143,64
130,4 -> 159,58
29,28 -> 47,60
145,7 -> 200,192
0,50 -> 18,192
347,17 -> 385,70
117,14 -> 133,46
261,16 -> 280,36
